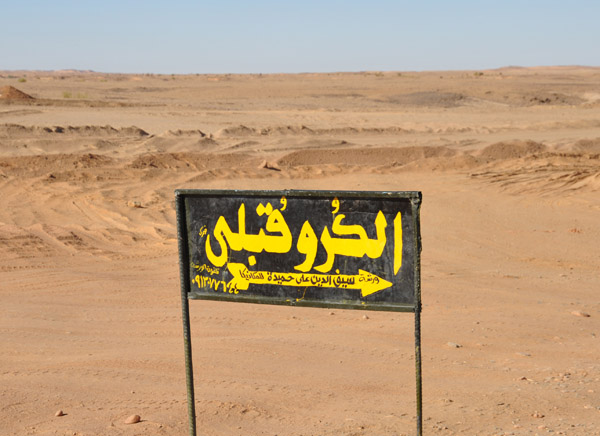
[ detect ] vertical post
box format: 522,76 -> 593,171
415,305 -> 422,436
181,293 -> 197,436
412,193 -> 423,436
176,192 -> 197,436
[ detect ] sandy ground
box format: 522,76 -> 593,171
0,67 -> 599,436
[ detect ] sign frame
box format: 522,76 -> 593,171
176,189 -> 423,436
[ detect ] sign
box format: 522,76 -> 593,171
177,190 -> 421,312
175,189 -> 423,436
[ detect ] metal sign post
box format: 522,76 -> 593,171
176,189 -> 422,436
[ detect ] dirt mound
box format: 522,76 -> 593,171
0,124 -> 148,137
318,126 -> 411,135
127,152 -> 249,171
222,140 -> 261,151
141,135 -> 218,154
384,92 -> 468,108
214,125 -> 414,138
573,138 -> 600,153
0,86 -> 34,100
49,125 -> 147,136
162,129 -> 206,137
479,140 -> 547,161
471,152 -> 600,194
128,153 -> 200,170
215,124 -> 315,138
214,125 -> 257,138
278,146 -> 456,167
0,153 -> 115,173
259,125 -> 315,135
264,125 -> 413,136
116,126 -> 149,137
527,92 -> 583,106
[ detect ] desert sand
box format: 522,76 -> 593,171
0,67 -> 599,436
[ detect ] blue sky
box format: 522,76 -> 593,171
2,0 -> 599,74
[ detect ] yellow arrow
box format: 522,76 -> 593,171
227,263 -> 392,297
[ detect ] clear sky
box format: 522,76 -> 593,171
2,0 -> 599,74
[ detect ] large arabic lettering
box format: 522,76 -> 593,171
203,197 -> 401,275
205,202 -> 293,266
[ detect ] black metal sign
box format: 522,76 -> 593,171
177,189 -> 421,311
176,189 -> 423,436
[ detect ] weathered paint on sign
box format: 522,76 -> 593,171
176,190 -> 421,312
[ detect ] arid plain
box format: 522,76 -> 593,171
1,67 -> 599,435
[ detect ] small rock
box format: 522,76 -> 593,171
124,414 -> 141,424
571,311 -> 591,318
518,376 -> 534,382
329,312 -> 335,315
55,410 -> 65,417
127,200 -> 143,208
258,160 -> 281,171
447,342 -> 462,348
531,411 -> 545,418
516,352 -> 531,357
362,315 -> 369,320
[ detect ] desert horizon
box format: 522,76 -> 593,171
1,66 -> 599,435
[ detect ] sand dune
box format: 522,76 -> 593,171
0,68 -> 599,435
